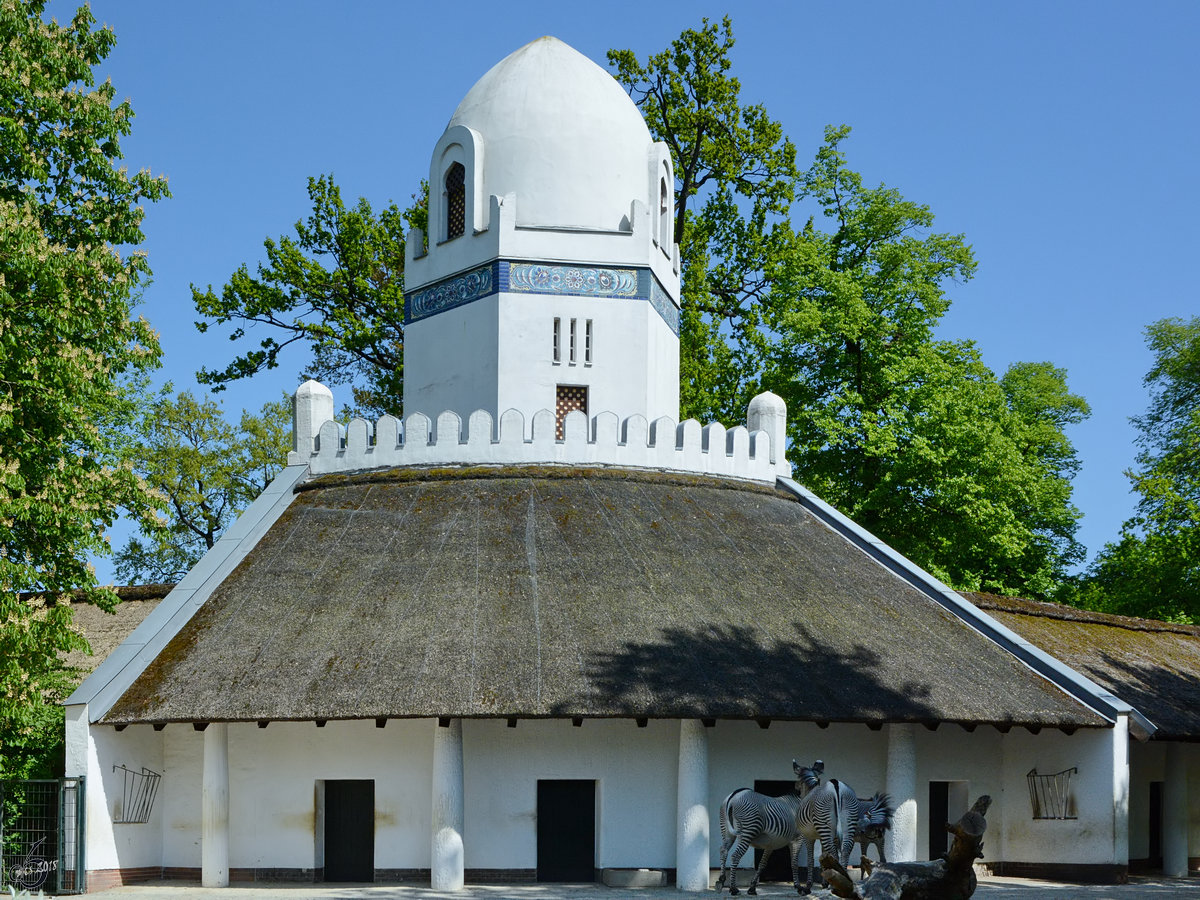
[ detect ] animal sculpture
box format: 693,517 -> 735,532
794,772 -> 859,893
715,760 -> 825,896
852,792 -> 895,879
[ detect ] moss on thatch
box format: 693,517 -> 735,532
102,469 -> 1106,729
967,593 -> 1200,741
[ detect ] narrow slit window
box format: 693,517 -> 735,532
569,318 -> 577,365
584,319 -> 593,365
445,162 -> 465,240
552,317 -> 561,363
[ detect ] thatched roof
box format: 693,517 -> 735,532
966,593 -> 1200,742
102,467 -> 1107,729
65,584 -> 173,676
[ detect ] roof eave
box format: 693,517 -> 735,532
776,476 -> 1158,741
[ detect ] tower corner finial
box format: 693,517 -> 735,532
292,380 -> 335,460
746,391 -> 790,477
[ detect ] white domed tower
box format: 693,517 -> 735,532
403,36 -> 680,434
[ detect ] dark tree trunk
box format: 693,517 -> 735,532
821,796 -> 991,900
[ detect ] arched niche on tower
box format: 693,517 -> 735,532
648,142 -> 675,262
429,124 -> 487,243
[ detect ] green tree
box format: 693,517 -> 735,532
114,391 -> 292,584
1071,317 -> 1200,621
612,24 -> 1090,597
193,175 -> 425,418
608,16 -> 799,421
0,0 -> 167,771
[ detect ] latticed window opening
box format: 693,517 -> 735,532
1026,767 -> 1077,819
555,385 -> 588,439
445,162 -> 466,240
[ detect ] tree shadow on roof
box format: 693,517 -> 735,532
560,622 -> 940,723
1089,650 -> 1200,739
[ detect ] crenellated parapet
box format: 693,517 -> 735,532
289,380 -> 792,483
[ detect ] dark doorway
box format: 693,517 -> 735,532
324,780 -> 374,882
1149,781 -> 1164,870
537,780 -> 595,882
753,779 -> 797,883
929,782 -> 949,858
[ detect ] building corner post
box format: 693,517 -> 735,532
885,723 -> 917,862
291,379 -> 334,463
202,722 -> 230,887
1112,712 -> 1130,872
676,719 -> 710,891
432,718 -> 465,891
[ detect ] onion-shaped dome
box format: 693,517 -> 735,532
446,36 -> 653,231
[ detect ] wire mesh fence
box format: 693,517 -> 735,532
0,778 -> 86,894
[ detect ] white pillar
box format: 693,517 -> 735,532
432,718 -> 465,891
676,720 -> 710,891
1164,742 -> 1188,877
1111,713 -> 1130,870
886,724 -> 917,862
202,723 -> 230,888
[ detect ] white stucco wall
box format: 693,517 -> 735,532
998,725 -> 1124,866
76,721 -> 165,872
1128,740 -> 1200,864
79,715 -> 1132,878
463,718 -> 679,870
157,720 -> 434,871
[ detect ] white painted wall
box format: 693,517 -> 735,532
159,720 -> 434,871
462,718 -> 679,870
80,715 -> 1135,879
77,722 -> 165,872
1128,739 -> 1200,865
998,726 -> 1123,866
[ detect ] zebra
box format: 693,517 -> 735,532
852,792 -> 895,880
793,772 -> 859,894
715,760 -> 825,896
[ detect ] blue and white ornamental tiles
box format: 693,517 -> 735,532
405,261 -> 679,335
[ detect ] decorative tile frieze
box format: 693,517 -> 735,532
405,263 -> 496,322
649,277 -> 680,335
505,263 -> 639,297
404,260 -> 679,335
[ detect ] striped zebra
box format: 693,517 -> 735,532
852,792 -> 895,880
794,774 -> 859,893
715,760 -> 824,896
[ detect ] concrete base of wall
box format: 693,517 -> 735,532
91,866 -> 540,888
984,862 -> 1129,884
602,868 -> 668,887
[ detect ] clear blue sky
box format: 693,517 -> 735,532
79,0 -> 1198,579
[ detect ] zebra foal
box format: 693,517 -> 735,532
715,760 -> 828,896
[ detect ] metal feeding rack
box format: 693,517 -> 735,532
112,765 -> 161,825
1026,766 -> 1077,819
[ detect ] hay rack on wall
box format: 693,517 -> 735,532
112,764 -> 161,824
1026,766 -> 1077,820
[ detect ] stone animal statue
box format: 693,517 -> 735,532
715,760 -> 825,896
852,792 -> 895,879
794,770 -> 860,894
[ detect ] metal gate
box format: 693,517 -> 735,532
0,778 -> 86,894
